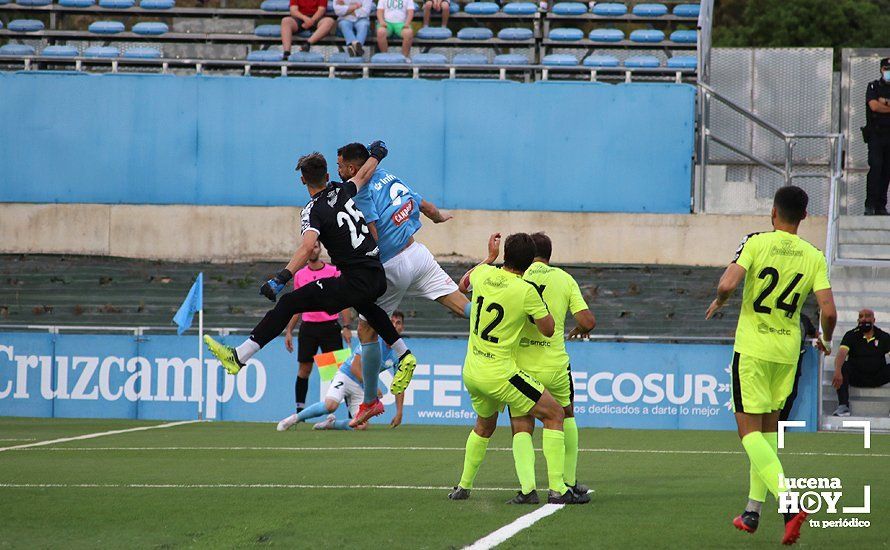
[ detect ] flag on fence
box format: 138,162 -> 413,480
172,273 -> 203,335
314,348 -> 352,381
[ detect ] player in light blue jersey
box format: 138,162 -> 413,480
277,311 -> 406,431
337,142 -> 470,427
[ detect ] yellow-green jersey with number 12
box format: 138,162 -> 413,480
518,262 -> 589,370
464,264 -> 551,382
732,229 -> 830,365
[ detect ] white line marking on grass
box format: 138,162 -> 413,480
0,439 -> 36,442
15,446 -> 890,458
464,504 -> 565,550
0,420 -> 204,453
0,482 -> 514,492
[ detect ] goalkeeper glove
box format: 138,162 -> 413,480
368,140 -> 388,162
260,268 -> 293,302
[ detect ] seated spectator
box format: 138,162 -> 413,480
422,0 -> 449,28
335,0 -> 373,57
281,0 -> 336,56
832,308 -> 890,416
376,0 -> 415,58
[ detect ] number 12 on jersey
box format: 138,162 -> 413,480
473,296 -> 504,343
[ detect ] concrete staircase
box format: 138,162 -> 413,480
820,216 -> 890,431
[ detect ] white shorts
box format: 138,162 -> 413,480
325,371 -> 364,418
375,241 -> 459,315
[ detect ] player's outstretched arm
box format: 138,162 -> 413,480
420,199 -> 453,223
261,232 -> 319,301
459,233 -> 501,293
705,263 -> 746,319
350,141 -> 388,190
815,288 -> 837,355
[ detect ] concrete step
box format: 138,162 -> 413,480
821,414 -> 890,432
839,216 -> 890,231
838,229 -> 890,245
833,279 -> 890,294
822,396 -> 890,417
837,244 -> 890,260
821,385 -> 890,399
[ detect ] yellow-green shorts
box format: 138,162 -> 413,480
463,369 -> 545,419
520,364 -> 573,408
731,352 -> 797,414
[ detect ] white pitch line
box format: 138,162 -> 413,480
0,420 -> 204,453
0,482 -> 514,492
13,446 -> 890,458
0,439 -> 36,442
464,504 -> 565,550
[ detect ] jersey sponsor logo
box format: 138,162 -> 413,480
372,172 -> 398,190
482,277 -> 508,289
471,345 -> 495,359
519,337 -> 550,348
770,240 -> 804,257
757,322 -> 793,336
391,199 -> 414,226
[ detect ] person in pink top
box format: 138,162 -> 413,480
284,241 -> 353,414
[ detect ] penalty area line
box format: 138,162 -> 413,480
464,504 -> 565,550
0,482 -> 515,492
0,420 -> 205,453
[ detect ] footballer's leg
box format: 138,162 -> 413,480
280,372 -> 349,431
508,413 -> 538,504
450,413 -> 497,500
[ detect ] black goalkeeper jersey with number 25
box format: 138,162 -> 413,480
300,180 -> 381,269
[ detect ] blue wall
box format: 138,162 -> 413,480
0,333 -> 818,431
0,73 -> 695,213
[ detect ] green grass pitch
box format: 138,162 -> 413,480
0,417 -> 887,548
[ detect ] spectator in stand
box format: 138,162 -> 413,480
831,308 -> 890,416
281,0 -> 336,56
421,0 -> 449,28
335,0 -> 373,57
863,58 -> 890,215
376,0 -> 414,59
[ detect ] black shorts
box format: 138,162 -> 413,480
284,263 -> 387,315
297,320 -> 343,363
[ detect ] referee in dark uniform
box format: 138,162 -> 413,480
863,57 -> 890,215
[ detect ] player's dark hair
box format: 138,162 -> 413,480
337,142 -> 370,166
391,310 -> 405,321
773,185 -> 808,224
530,232 -> 552,261
296,152 -> 328,187
503,233 -> 536,273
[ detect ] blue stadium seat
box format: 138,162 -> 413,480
84,46 -> 120,57
551,2 -> 586,15
417,26 -> 452,39
371,52 -> 407,63
246,49 -> 283,61
59,0 -> 95,6
89,21 -> 125,34
452,53 -> 488,64
8,20 -> 45,32
140,0 -> 175,8
99,0 -> 135,7
629,29 -> 664,43
450,2 -> 459,13
254,24 -> 281,37
624,54 -> 660,67
583,54 -> 619,67
502,2 -> 536,15
632,3 -> 667,16
463,1 -> 498,15
17,0 -> 52,6
328,52 -> 363,63
260,0 -> 289,11
288,51 -> 324,62
673,3 -> 699,17
588,28 -> 623,42
412,53 -> 446,64
0,44 -> 35,55
666,55 -> 696,69
497,27 -> 533,40
592,2 -> 626,16
542,53 -> 578,66
493,53 -> 528,65
132,22 -> 168,35
42,45 -> 79,57
670,29 -> 697,43
122,46 -> 162,58
457,27 -> 494,40
548,27 -> 583,41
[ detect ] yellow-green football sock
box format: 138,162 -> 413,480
458,430 -> 490,490
741,431 -> 784,500
748,431 -> 778,503
542,428 -> 567,494
512,432 -> 536,494
563,417 -> 579,486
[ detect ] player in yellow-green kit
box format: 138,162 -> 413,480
705,186 -> 836,546
448,232 -> 590,505
506,232 -> 596,504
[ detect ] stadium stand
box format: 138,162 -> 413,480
0,0 -> 704,80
